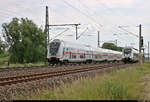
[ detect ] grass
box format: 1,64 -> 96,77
0,52 -> 9,65
0,52 -> 46,68
0,62 -> 45,68
0,53 -> 45,68
14,61 -> 150,100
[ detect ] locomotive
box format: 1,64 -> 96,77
47,39 -> 122,64
122,47 -> 139,63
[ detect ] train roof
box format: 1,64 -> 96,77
51,39 -> 91,51
123,46 -> 138,53
51,39 -> 122,54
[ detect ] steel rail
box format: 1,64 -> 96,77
0,63 -> 126,86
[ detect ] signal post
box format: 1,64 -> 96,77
148,42 -> 149,61
139,24 -> 143,66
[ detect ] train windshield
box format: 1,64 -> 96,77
49,41 -> 61,55
124,48 -> 132,54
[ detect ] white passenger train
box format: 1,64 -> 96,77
122,47 -> 139,63
47,39 -> 122,64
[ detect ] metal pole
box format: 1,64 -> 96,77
143,49 -> 145,63
98,31 -> 100,47
49,24 -> 80,26
44,6 -> 49,64
75,25 -> 78,40
139,24 -> 143,65
148,42 -> 149,61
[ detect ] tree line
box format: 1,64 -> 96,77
102,42 -> 123,52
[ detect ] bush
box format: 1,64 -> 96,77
0,51 -> 9,65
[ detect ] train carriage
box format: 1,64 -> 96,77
112,50 -> 122,61
122,47 -> 138,63
47,39 -> 122,64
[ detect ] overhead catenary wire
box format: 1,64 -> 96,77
0,1 -> 140,47
91,0 -> 128,34
61,0 -> 124,46
77,0 -> 103,28
48,0 -> 102,42
77,0 -> 124,43
77,27 -> 89,39
76,0 -> 125,41
50,28 -> 70,41
91,0 -> 140,47
118,26 -> 139,38
95,0 -> 139,36
61,0 -> 102,30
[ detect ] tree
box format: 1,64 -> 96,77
2,17 -> 46,63
0,40 -> 4,54
102,42 -> 123,52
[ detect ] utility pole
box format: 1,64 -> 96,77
148,42 -> 149,61
75,24 -> 78,40
139,24 -> 143,65
44,6 -> 49,64
98,31 -> 100,47
115,39 -> 117,47
143,48 -> 145,63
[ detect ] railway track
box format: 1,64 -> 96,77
0,62 -> 122,72
0,63 -> 102,72
0,65 -> 49,72
0,62 -> 128,86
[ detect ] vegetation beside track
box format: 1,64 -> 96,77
0,51 -> 46,68
1,17 -> 45,64
0,52 -> 9,65
0,52 -> 45,68
15,62 -> 150,100
0,62 -> 45,68
0,61 -> 45,68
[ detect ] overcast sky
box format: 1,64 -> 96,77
0,0 -> 150,52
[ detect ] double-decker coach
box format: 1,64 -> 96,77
47,39 -> 122,64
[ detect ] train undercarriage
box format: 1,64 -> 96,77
47,57 -> 122,65
122,58 -> 138,64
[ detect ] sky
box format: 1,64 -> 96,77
0,0 -> 150,53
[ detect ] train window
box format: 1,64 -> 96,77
69,50 -> 72,59
72,54 -> 76,59
49,41 -> 61,55
63,48 -> 65,55
95,56 -> 97,59
99,56 -> 102,59
124,48 -> 132,54
80,55 -> 83,58
80,54 -> 84,59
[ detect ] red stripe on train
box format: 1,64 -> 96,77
60,52 -> 121,59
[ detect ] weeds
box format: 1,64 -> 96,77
102,79 -> 128,100
15,62 -> 150,100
